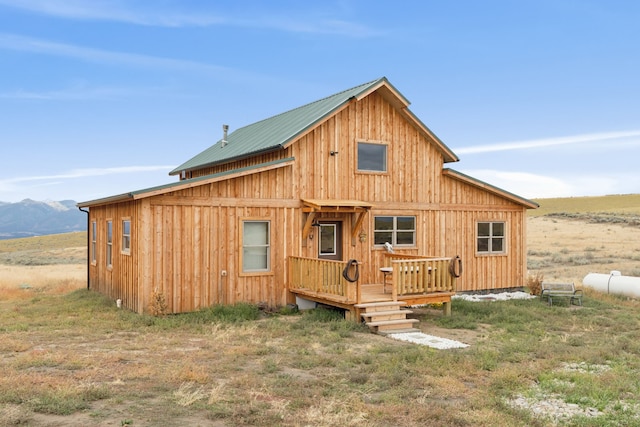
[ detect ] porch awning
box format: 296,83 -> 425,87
301,198 -> 373,213
301,199 -> 373,240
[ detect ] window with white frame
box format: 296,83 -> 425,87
357,142 -> 387,172
242,220 -> 270,272
374,216 -> 416,246
106,220 -> 113,267
477,221 -> 505,254
91,221 -> 97,264
122,219 -> 131,254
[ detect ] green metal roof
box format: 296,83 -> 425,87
170,77 -> 402,175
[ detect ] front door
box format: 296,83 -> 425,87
318,222 -> 342,261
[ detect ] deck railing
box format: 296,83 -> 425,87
288,256 -> 359,303
389,257 -> 456,297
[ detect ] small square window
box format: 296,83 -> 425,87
357,142 -> 387,172
477,222 -> 506,254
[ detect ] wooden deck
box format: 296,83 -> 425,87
288,256 -> 457,320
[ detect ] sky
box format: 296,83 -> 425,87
1,0 -> 639,204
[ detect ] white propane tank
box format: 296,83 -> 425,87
583,271 -> 640,298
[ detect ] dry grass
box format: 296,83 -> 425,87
527,215 -> 640,284
0,264 -> 85,299
530,193 -> 640,217
0,195 -> 639,425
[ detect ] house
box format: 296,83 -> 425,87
77,77 -> 538,320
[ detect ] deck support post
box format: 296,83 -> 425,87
443,301 -> 452,316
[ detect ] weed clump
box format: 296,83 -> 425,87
527,272 -> 544,296
149,289 -> 168,316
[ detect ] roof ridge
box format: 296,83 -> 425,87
232,77 -> 385,132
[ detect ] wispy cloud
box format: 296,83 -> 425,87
0,84 -> 138,100
1,166 -> 174,186
0,0 -> 225,27
455,130 -> 640,155
0,0 -> 380,36
0,33 -> 229,72
460,168 -> 639,199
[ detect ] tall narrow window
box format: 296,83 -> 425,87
477,221 -> 506,254
374,216 -> 416,246
357,142 -> 387,172
122,219 -> 131,254
242,221 -> 270,272
91,221 -> 97,264
106,220 -> 113,267
319,224 -> 336,256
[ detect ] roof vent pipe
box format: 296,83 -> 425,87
222,124 -> 229,148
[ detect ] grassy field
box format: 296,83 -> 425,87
528,194 -> 640,285
530,193 -> 640,217
0,195 -> 639,426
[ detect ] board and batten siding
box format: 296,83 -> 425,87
86,86 -> 531,314
88,201 -> 141,312
437,175 -> 529,292
136,164 -> 300,313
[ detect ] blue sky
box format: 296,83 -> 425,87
1,0 -> 639,204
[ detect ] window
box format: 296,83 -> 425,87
477,221 -> 505,254
122,219 -> 131,254
242,221 -> 270,272
91,221 -> 97,264
106,220 -> 113,267
319,224 -> 336,256
374,216 -> 416,246
357,142 -> 387,172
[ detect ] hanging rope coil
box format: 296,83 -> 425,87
342,259 -> 360,283
448,255 -> 463,278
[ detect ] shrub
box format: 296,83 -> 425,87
527,271 -> 544,296
149,289 -> 168,316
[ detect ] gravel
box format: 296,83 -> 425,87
452,291 -> 537,302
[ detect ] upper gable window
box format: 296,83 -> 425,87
357,142 -> 387,172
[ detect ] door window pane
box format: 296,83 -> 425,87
319,224 -> 336,255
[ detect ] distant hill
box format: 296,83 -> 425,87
0,199 -> 85,240
530,194 -> 640,217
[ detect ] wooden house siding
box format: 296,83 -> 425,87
88,201 -> 141,312
81,78 -> 536,314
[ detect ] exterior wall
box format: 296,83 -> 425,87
88,201 -> 141,312
437,175 -> 529,291
86,88 -> 531,313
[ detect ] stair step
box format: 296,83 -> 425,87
357,303 -> 407,313
377,328 -> 422,336
364,313 -> 408,322
355,301 -> 408,309
366,319 -> 420,331
361,309 -> 413,318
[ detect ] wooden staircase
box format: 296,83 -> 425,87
355,301 -> 420,334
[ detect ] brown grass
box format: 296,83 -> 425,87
0,265 -> 85,300
0,195 -> 639,425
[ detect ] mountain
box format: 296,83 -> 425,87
0,199 -> 85,240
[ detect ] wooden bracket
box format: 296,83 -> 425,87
302,211 -> 317,242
